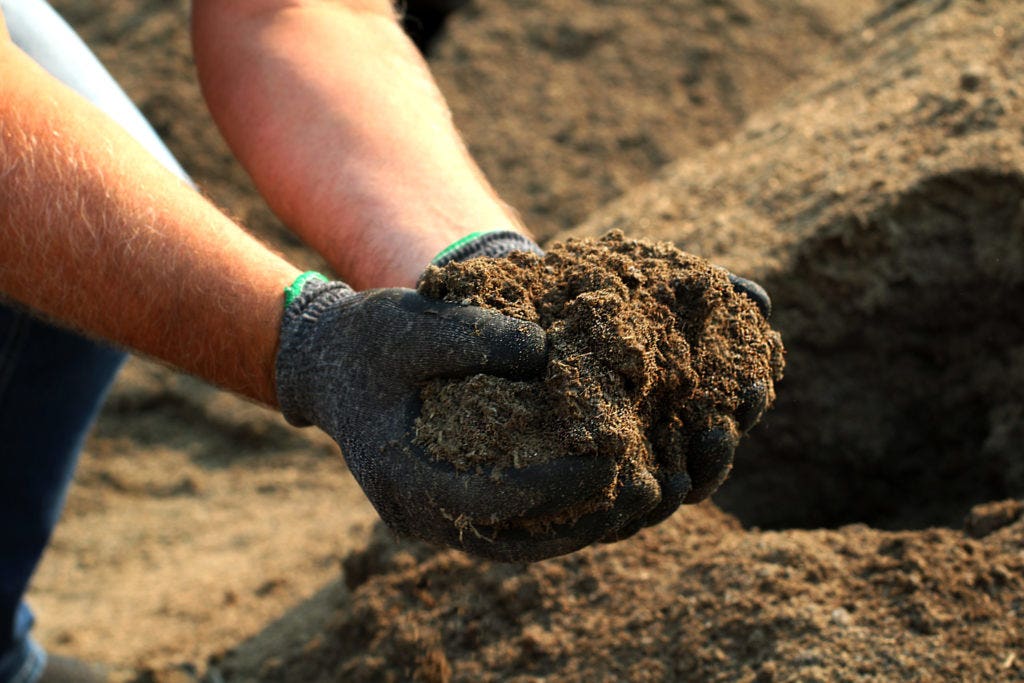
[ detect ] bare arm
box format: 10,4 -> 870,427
191,0 -> 524,290
0,37 -> 301,405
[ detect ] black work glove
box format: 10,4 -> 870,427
439,231 -> 775,544
276,274 -> 626,562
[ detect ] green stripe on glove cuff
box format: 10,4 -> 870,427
284,271 -> 330,309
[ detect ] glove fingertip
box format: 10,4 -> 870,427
469,312 -> 549,381
640,471 -> 692,529
735,380 -> 769,433
683,423 -> 739,504
728,273 -> 772,318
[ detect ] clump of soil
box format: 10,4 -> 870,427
415,232 -> 783,517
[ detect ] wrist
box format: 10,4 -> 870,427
331,214 -> 526,290
304,160 -> 524,288
239,264 -> 306,409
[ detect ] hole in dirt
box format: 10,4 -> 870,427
715,170 -> 1024,530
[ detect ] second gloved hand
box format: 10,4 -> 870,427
436,231 -> 776,543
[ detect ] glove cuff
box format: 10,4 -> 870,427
431,229 -> 544,267
276,275 -> 356,427
283,271 -> 329,308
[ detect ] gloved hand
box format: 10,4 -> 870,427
276,273 -> 630,562
438,231 -> 775,544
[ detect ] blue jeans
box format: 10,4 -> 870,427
0,1 -> 191,680
0,311 -> 125,683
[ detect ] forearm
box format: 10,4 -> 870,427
192,0 -> 523,290
0,42 -> 300,405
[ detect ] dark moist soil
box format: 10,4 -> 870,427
251,501 -> 1024,683
415,232 -> 784,519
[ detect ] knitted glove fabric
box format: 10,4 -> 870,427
275,277 -> 632,562
431,229 -> 545,267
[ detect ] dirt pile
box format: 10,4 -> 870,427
248,502 -> 1024,683
571,0 -> 1024,531
415,233 -> 782,520
432,0 -> 887,241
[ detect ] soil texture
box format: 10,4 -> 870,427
416,233 -> 783,521
218,1 -> 1024,680
433,0 -> 887,241
246,501 -> 1024,683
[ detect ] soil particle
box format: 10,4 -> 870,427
415,232 -> 783,518
227,3 -> 1024,680
965,499 -> 1024,539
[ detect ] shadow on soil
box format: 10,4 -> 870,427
718,170 -> 1024,530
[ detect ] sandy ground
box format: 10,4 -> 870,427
22,0 -> 1024,680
